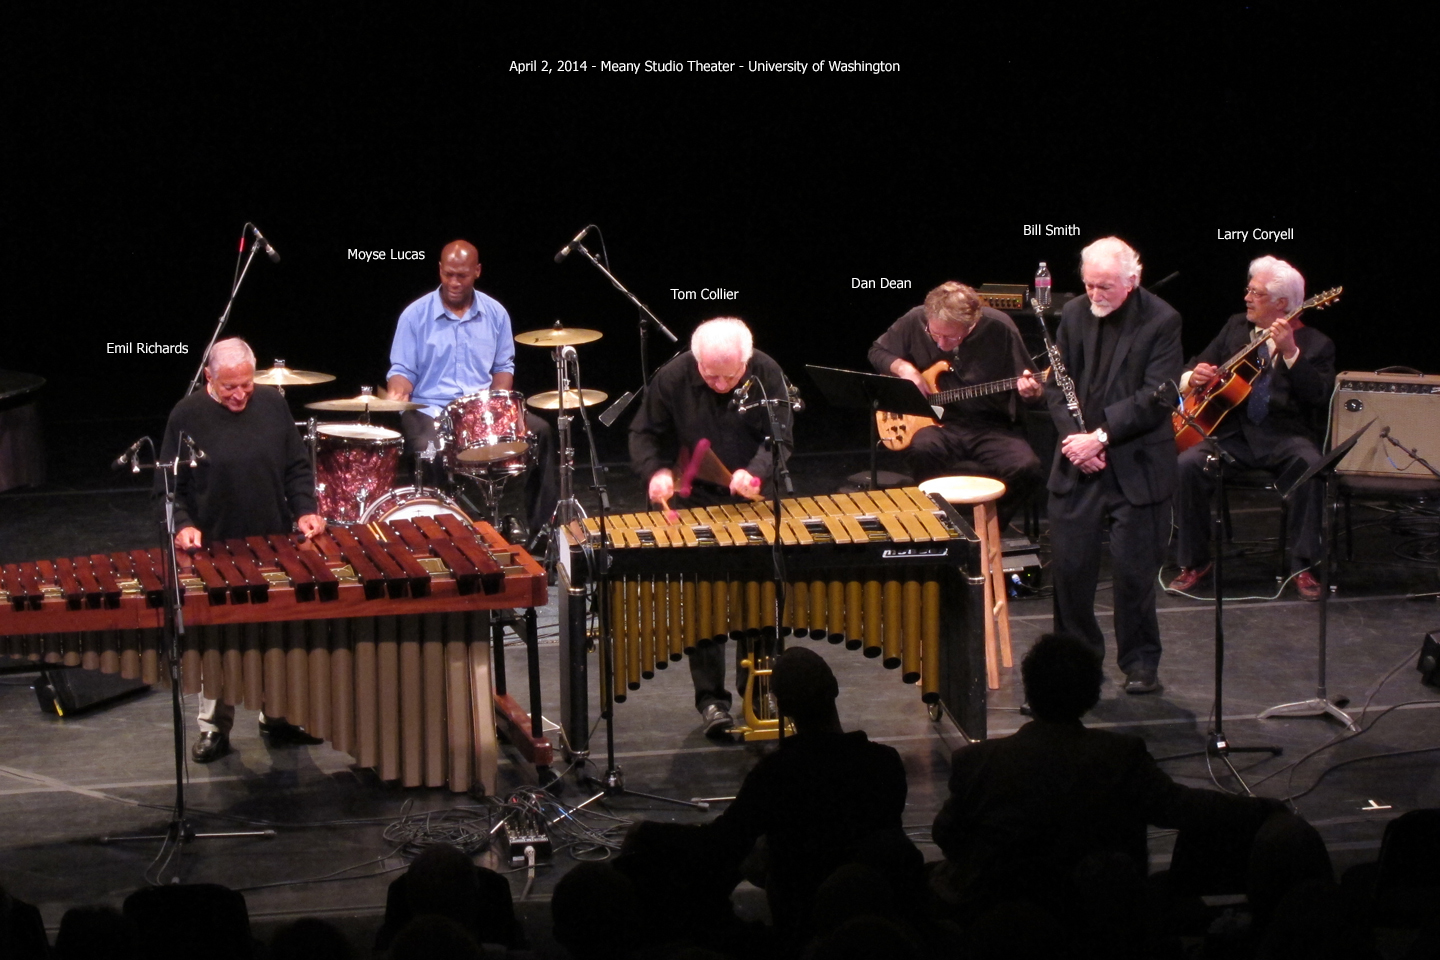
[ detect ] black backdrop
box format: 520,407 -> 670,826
9,6 -> 1436,448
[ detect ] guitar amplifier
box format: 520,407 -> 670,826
1331,371 -> 1440,477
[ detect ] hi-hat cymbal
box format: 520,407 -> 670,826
527,389 -> 608,410
514,327 -> 603,347
305,394 -> 423,412
253,366 -> 335,387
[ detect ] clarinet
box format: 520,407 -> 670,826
1031,296 -> 1086,432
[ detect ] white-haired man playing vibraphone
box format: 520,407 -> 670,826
155,337 -> 326,763
629,317 -> 795,739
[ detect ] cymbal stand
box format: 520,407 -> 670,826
1163,405 -> 1282,790
543,346 -> 589,568
103,434 -> 272,852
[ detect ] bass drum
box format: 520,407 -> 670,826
358,485 -> 474,527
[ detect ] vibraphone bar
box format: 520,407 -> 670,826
0,519 -> 547,792
558,486 -> 989,750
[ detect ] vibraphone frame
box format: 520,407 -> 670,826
557,489 -> 990,754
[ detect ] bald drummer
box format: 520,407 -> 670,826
386,240 -> 557,548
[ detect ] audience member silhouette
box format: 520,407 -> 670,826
268,916 -> 352,960
931,632 -> 1275,925
373,844 -> 518,954
55,904 -> 138,960
626,646 -> 918,952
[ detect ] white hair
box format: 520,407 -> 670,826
690,317 -> 753,364
207,337 -> 256,374
1249,255 -> 1305,310
1080,236 -> 1143,285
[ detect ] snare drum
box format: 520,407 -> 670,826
314,422 -> 403,522
442,390 -> 533,478
360,485 -> 474,526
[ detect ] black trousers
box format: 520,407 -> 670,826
1048,469 -> 1169,674
1175,430 -> 1323,572
908,421 -> 1042,528
398,409 -> 558,537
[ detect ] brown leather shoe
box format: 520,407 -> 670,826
1167,563 -> 1213,594
1294,570 -> 1323,601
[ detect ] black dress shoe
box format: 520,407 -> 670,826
259,719 -> 323,745
1019,702 -> 1034,717
701,704 -> 736,740
191,731 -> 230,763
1124,669 -> 1162,695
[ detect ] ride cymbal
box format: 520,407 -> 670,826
527,389 -> 608,410
514,327 -> 603,347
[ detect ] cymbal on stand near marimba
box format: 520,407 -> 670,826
253,360 -> 336,395
526,389 -> 608,411
514,325 -> 603,347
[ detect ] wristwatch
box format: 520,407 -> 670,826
1094,427 -> 1109,447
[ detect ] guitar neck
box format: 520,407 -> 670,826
928,376 -> 1021,406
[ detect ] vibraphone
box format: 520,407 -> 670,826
556,486 -> 988,750
0,516 -> 547,792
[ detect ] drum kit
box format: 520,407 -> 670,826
262,324 -> 608,545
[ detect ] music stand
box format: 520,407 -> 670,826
1259,418 -> 1375,731
805,365 -> 934,490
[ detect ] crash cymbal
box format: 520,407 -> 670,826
456,440 -> 530,463
305,394 -> 423,413
253,363 -> 335,387
527,389 -> 608,410
514,326 -> 603,347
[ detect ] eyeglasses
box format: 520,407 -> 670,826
1244,286 -> 1270,299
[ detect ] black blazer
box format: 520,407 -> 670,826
1045,287 -> 1183,504
1187,313 -> 1335,445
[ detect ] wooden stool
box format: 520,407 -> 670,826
919,476 -> 1012,690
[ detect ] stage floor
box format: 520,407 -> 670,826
2,424 -> 1438,953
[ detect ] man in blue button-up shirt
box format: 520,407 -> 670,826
387,240 -> 556,543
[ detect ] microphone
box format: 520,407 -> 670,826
181,433 -> 207,466
554,225 -> 592,264
251,225 -> 281,263
1146,380 -> 1179,407
728,378 -> 753,410
110,439 -> 144,471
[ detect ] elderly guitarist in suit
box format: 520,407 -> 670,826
1168,256 -> 1335,601
1046,238 -> 1182,695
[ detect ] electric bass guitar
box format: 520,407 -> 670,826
876,361 -> 1049,451
1172,287 -> 1341,452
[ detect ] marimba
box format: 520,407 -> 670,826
556,486 -> 989,750
0,517 -> 547,792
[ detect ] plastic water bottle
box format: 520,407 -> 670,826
1034,262 -> 1052,311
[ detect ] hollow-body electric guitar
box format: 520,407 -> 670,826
876,361 -> 1048,451
1172,287 -> 1341,452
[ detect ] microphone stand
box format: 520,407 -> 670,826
568,367 -> 701,811
735,377 -> 798,740
184,224 -> 269,399
1378,428 -> 1440,481
1163,404 -> 1283,791
103,434 -> 272,850
561,236 -> 680,426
